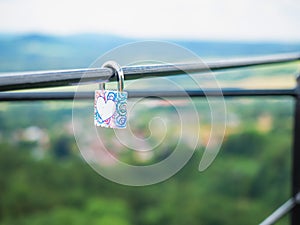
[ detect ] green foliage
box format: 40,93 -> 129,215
0,98 -> 293,225
222,130 -> 267,156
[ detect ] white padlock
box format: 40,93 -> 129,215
94,61 -> 127,129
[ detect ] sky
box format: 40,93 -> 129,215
0,0 -> 299,42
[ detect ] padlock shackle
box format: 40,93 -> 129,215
101,61 -> 124,92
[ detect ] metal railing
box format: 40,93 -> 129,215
0,52 -> 299,225
0,52 -> 299,92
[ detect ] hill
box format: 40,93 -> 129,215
0,33 -> 299,72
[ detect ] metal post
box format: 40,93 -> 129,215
291,76 -> 300,224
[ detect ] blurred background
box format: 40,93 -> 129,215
0,0 -> 300,224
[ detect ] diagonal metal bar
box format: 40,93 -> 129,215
0,88 -> 296,101
259,195 -> 298,225
0,52 -> 299,92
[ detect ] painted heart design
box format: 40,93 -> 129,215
96,97 -> 116,121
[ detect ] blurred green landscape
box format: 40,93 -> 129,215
0,34 -> 299,225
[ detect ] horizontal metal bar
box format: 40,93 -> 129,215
0,89 -> 295,101
0,52 -> 299,92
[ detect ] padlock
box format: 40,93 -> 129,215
94,61 -> 127,129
